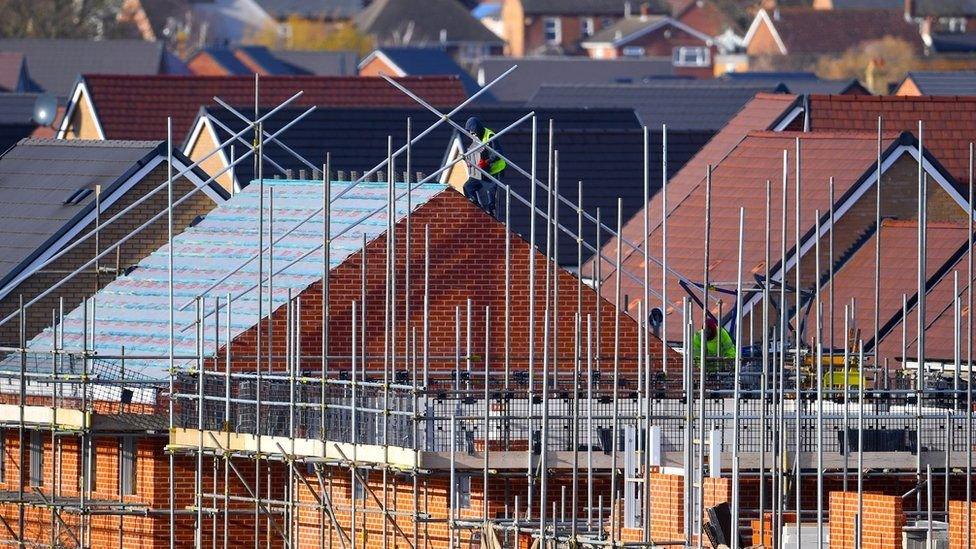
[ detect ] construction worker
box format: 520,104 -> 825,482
692,317 -> 735,361
462,117 -> 506,216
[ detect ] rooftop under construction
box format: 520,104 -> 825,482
0,67 -> 975,549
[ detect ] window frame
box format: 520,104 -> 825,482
622,46 -> 646,58
28,431 -> 42,487
120,437 -> 137,496
672,46 -> 711,67
543,16 -> 562,44
580,17 -> 595,38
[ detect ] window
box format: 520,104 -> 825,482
622,46 -> 646,58
120,437 -> 137,496
455,474 -> 471,509
940,17 -> 967,33
353,469 -> 369,500
29,431 -> 42,486
0,429 -> 5,483
543,17 -> 561,44
672,46 -> 711,67
580,17 -> 595,38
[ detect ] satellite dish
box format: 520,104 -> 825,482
32,94 -> 57,127
648,307 -> 664,328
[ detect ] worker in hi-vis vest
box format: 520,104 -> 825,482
462,117 -> 506,216
692,317 -> 736,361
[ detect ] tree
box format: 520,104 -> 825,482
815,36 -> 918,95
246,15 -> 374,56
0,0 -> 125,39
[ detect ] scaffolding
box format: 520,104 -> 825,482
0,69 -> 972,549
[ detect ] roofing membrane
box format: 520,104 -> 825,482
13,179 -> 446,379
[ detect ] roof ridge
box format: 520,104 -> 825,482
19,138 -> 163,148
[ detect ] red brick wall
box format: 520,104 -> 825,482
226,190 -> 680,377
646,472 -> 729,547
949,500 -> 976,549
829,491 -> 905,549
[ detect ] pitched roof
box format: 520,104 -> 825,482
583,15 -> 700,45
807,94 -> 976,185
0,138 -> 226,292
197,105 -> 702,264
603,130 -> 903,338
722,71 -> 868,94
821,221 -> 970,357
74,74 -> 468,140
234,46 -> 300,75
900,71 -> 976,95
0,93 -> 47,154
200,105 -> 641,179
355,0 -> 503,45
193,48 -> 253,75
520,0 -> 667,15
16,179 -> 446,378
528,81 -> 783,131
912,0 -> 976,16
0,39 -> 175,96
271,49 -> 358,75
363,47 -> 483,95
753,8 -> 923,54
472,56 -> 675,103
252,0 -> 364,19
0,52 -> 33,92
873,223 -> 976,362
828,0 -> 902,8
930,33 -> 976,53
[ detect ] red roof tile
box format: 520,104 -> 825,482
605,130 -> 900,340
809,94 -> 976,185
874,223 -> 974,363
80,74 -> 468,140
587,93 -> 798,329
816,220 -> 966,357
770,8 -> 923,54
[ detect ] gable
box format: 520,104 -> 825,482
58,83 -> 104,140
745,11 -> 786,55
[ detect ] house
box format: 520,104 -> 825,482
0,176 -> 671,547
0,138 -> 228,347
0,39 -> 188,98
187,45 -> 300,75
186,104 -> 710,266
355,0 -> 505,64
527,80 -> 785,131
55,74 -> 468,182
471,55 -> 675,103
501,0 -> 669,57
358,47 -> 484,95
813,0 -> 976,47
743,8 -> 924,58
185,0 -> 364,46
579,14 -> 716,77
0,94 -> 60,149
667,0 -> 747,47
894,70 -> 976,96
118,0 -> 207,53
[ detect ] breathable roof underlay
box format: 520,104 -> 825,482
14,178 -> 446,379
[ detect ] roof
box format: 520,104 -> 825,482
900,71 -> 976,95
751,8 -> 923,54
252,0 -> 364,19
722,71 -> 868,94
0,138 -> 225,292
472,56 -> 674,103
199,104 -> 641,188
194,48 -> 253,75
519,0 -> 667,16
824,221 -> 969,356
363,47 -> 483,95
930,33 -> 976,53
583,15 -> 713,46
234,46 -> 301,75
198,104 -> 693,264
0,39 -> 173,96
0,52 -> 32,92
472,56 -> 676,103
355,0 -> 503,45
528,81 -> 783,131
828,0 -> 903,7
18,179 -> 447,379
271,49 -> 358,75
0,93 -> 46,154
873,223 -> 976,362
74,74 -> 468,140
807,94 -> 976,185
604,130 -> 903,338
912,0 -> 976,16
